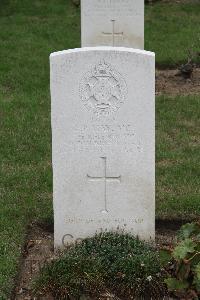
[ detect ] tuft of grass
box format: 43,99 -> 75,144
34,232 -> 165,299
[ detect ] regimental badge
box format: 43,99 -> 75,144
80,61 -> 127,116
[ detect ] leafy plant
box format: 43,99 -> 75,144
160,222 -> 200,300
33,232 -> 165,299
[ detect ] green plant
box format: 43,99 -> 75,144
34,232 -> 165,299
160,222 -> 200,299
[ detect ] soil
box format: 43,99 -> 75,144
156,67 -> 200,96
12,222 -> 55,300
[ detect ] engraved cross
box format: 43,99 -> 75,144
102,20 -> 123,46
87,157 -> 121,213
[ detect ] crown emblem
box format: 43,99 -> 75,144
93,61 -> 111,77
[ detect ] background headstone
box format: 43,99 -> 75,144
81,0 -> 144,49
50,47 -> 155,248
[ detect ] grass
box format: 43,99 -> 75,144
0,0 -> 79,297
0,0 -> 199,298
34,232 -> 164,299
145,2 -> 200,66
156,95 -> 200,219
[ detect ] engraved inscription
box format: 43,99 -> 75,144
62,234 -> 84,247
65,217 -> 144,224
84,0 -> 141,18
68,124 -> 142,154
87,157 -> 121,213
62,234 -> 73,247
80,61 -> 127,116
102,20 -> 123,46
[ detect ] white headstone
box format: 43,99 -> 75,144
50,47 -> 155,248
81,0 -> 144,49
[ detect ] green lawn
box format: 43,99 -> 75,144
156,95 -> 200,219
145,2 -> 200,66
0,0 -> 199,298
0,1 -> 79,297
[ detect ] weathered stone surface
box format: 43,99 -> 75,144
81,0 -> 144,49
50,47 -> 155,248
